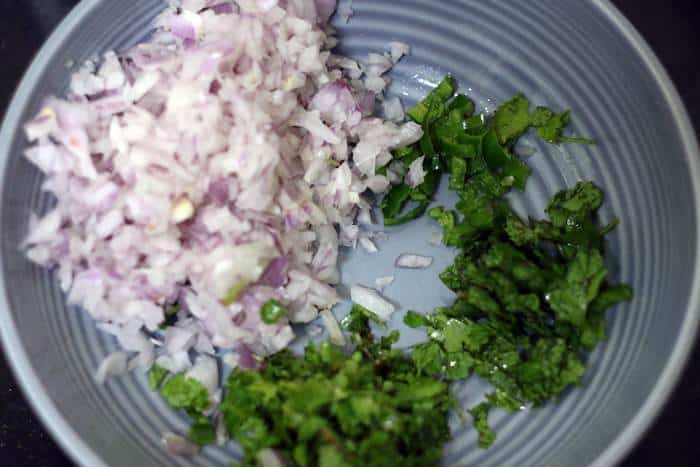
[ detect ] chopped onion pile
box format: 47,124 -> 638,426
21,0 -> 420,384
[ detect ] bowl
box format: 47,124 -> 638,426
1,1 -> 699,466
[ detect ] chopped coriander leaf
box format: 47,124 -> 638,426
448,94 -> 475,116
383,200 -> 430,226
531,106 -> 594,144
148,364 -> 169,391
189,422 -> 216,446
412,341 -> 444,376
221,333 -> 455,467
407,76 -> 457,124
403,310 -> 429,328
423,176 -> 631,445
260,299 -> 287,324
381,184 -> 411,220
468,402 -> 496,448
346,303 -> 388,330
493,94 -> 531,145
481,129 -> 530,190
160,374 -> 210,414
448,156 -> 468,191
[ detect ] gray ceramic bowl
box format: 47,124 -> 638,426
1,1 -> 699,466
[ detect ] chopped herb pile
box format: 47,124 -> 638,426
220,313 -> 455,467
395,77 -> 632,447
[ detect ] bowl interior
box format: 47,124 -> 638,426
1,1 -> 699,466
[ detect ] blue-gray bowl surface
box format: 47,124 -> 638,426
1,1 -> 699,466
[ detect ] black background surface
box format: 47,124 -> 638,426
1,1 -> 699,466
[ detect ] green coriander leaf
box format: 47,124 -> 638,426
160,374 -> 210,413
530,106 -> 554,127
448,94 -> 476,116
407,76 -> 457,124
403,310 -> 429,328
493,94 -> 531,145
445,351 -> 473,380
381,183 -> 411,220
189,422 -> 216,446
469,402 -> 496,448
318,444 -> 353,467
383,200 -> 430,226
481,129 -> 530,191
148,364 -> 169,391
449,156 -> 468,191
349,303 -> 388,330
546,248 -> 607,327
412,341 -> 445,376
533,108 -> 594,144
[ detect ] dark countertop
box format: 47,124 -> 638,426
1,1 -> 700,466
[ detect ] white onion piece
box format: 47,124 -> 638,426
156,351 -> 192,374
395,253 -> 433,269
161,432 -> 200,457
389,41 -> 410,63
350,285 -> 394,321
374,275 -> 395,291
383,97 -> 404,122
307,324 -> 323,337
405,156 -> 426,188
338,1 -> 354,23
222,352 -> 240,369
359,236 -> 378,253
320,309 -> 346,346
95,352 -> 128,384
164,326 -> 197,354
215,413 -> 228,445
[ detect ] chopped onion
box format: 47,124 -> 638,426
95,352 -> 128,384
350,285 -> 394,321
405,156 -> 426,188
359,236 -> 378,253
374,275 -> 395,291
338,0 -> 354,23
320,309 -> 346,346
161,432 -> 200,457
389,41 -> 410,63
395,253 -> 433,269
383,97 -> 404,122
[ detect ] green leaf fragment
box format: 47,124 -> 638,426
160,374 -> 210,414
148,364 -> 169,391
407,76 -> 457,124
493,94 -> 531,145
403,310 -> 429,328
468,402 -> 496,448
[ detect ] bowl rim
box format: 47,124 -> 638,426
1,1 -> 699,466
